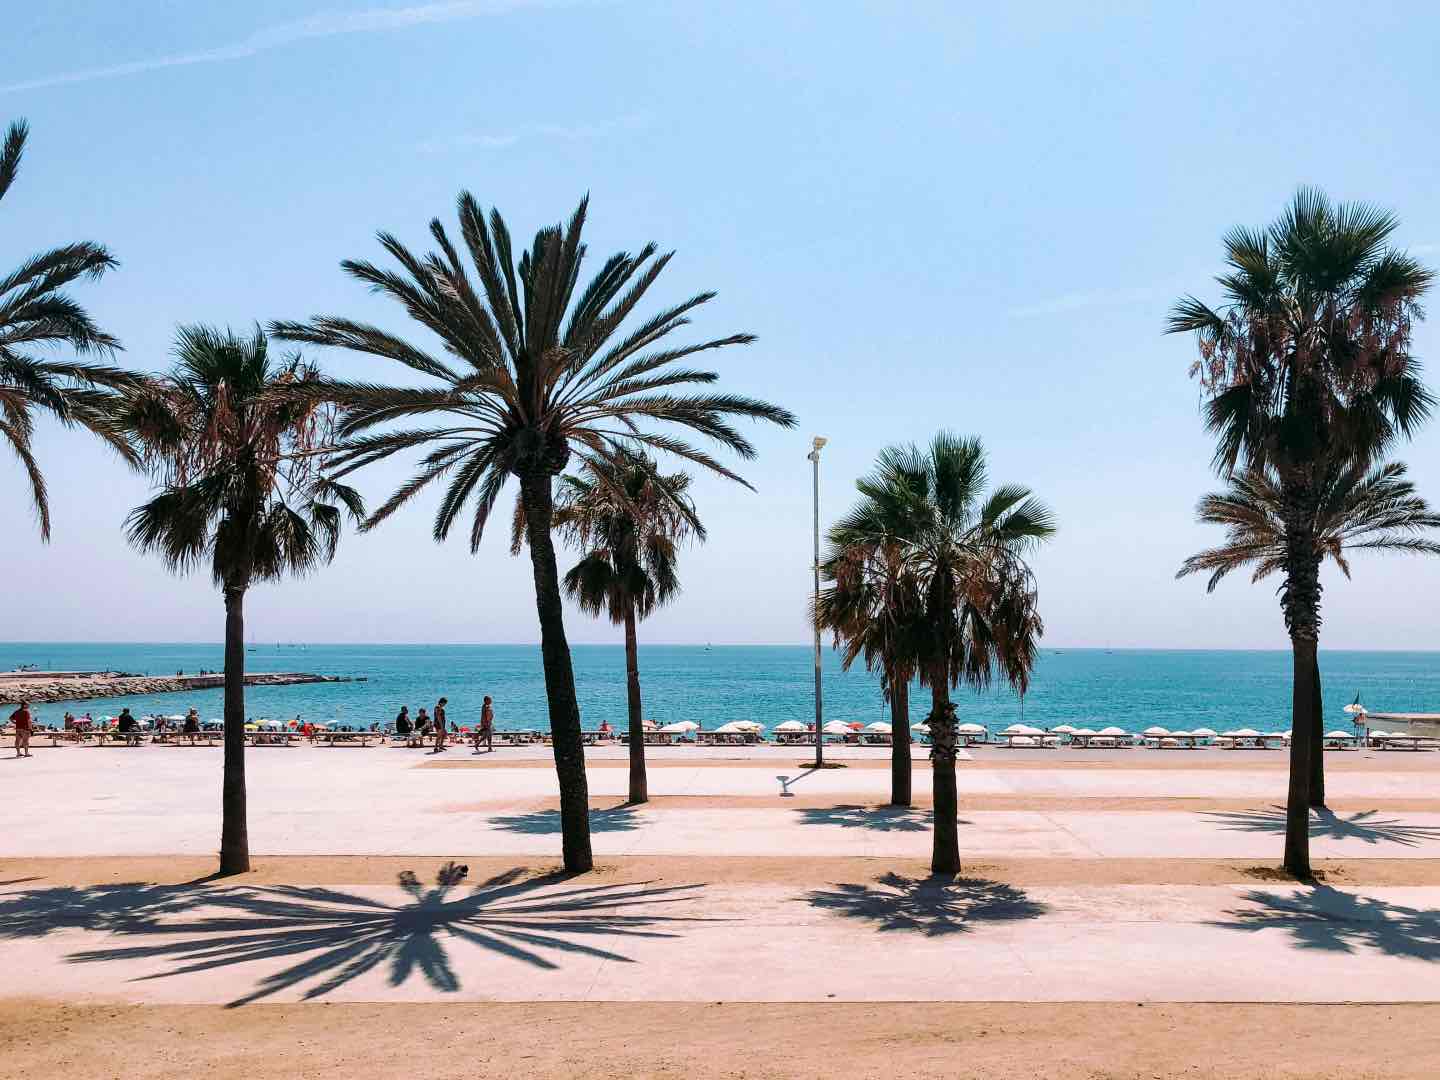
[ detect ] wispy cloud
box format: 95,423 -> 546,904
2,1 -> 567,95
1008,284 -> 1172,319
418,114 -> 649,153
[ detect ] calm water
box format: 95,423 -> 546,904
4,643 -> 1439,734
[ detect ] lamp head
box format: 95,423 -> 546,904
811,436 -> 828,452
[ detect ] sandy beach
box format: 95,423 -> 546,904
2,741 -> 1438,1078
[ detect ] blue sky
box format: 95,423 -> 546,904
4,1 -> 1439,648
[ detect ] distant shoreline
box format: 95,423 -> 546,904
4,640 -> 1440,655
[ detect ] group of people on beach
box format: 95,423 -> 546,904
392,695 -> 495,753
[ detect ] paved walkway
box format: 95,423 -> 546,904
3,873 -> 1436,1004
4,750 -> 1439,859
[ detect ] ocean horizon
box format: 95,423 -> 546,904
4,642 -> 1437,735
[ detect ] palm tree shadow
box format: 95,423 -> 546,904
793,805 -> 933,833
1201,806 -> 1440,847
1210,886 -> 1440,961
802,872 -> 1048,936
490,806 -> 643,834
0,864 -> 713,1006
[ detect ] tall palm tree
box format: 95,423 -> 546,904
816,529 -> 924,807
1179,459 -> 1440,806
271,195 -> 794,872
825,434 -> 1054,874
543,449 -> 703,803
2,118 -> 136,535
123,326 -> 364,876
1168,188 -> 1433,877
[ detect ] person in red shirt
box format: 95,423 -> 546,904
10,701 -> 33,758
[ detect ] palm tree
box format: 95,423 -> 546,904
825,434 -> 1055,874
270,195 -> 794,872
2,118 -> 136,535
1179,459 -> 1440,806
1168,188 -> 1433,877
122,326 -> 364,876
543,449 -> 704,803
816,528 -> 924,807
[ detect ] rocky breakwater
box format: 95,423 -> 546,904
0,670 -> 351,705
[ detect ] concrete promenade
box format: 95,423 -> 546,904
2,742 -> 1438,1077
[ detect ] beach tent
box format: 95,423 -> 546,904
774,720 -> 806,732
661,720 -> 699,733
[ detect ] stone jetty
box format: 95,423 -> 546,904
0,669 -> 351,705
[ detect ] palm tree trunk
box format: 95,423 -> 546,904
219,583 -> 250,876
889,674 -> 912,807
1280,472 -> 1322,878
623,604 -> 647,804
1309,657 -> 1326,809
519,470 -> 593,873
929,674 -> 960,876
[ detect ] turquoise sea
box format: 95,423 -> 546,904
3,642 -> 1439,735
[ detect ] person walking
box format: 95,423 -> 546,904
433,697 -> 449,752
475,695 -> 494,753
10,701 -> 33,758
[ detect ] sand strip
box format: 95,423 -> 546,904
1,1001 -> 1435,1079
6,853 -> 1440,887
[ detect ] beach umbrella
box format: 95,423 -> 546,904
956,723 -> 986,735
661,720 -> 699,733
1343,703 -> 1366,715
774,720 -> 807,732
1231,728 -> 1262,738
822,720 -> 852,735
1050,724 -> 1076,734
1097,726 -> 1128,737
1141,726 -> 1169,737
1324,729 -> 1356,740
1192,727 -> 1217,738
1168,729 -> 1194,738
732,721 -> 764,732
642,719 -> 659,730
1369,730 -> 1391,739
910,722 -> 930,732
1000,723 -> 1028,734
1070,727 -> 1097,737
864,721 -> 893,733
712,721 -> 748,734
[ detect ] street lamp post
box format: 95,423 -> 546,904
808,436 -> 827,768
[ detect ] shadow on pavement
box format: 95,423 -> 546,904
488,806 -> 644,834
1201,806 -> 1440,847
0,863 -> 712,1005
802,872 -> 1049,936
793,805 -> 932,833
1211,885 -> 1440,961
